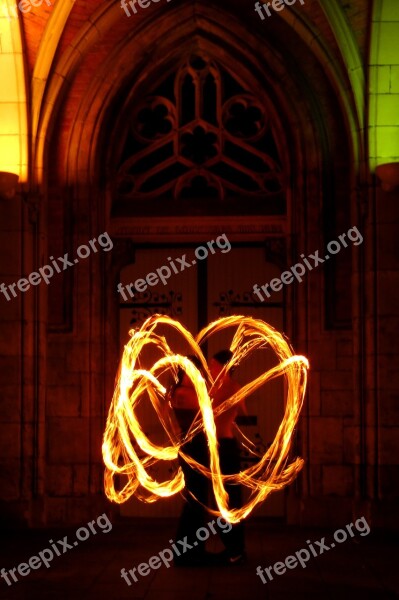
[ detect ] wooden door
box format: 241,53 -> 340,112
118,247 -> 197,517
206,246 -> 285,517
118,245 -> 285,518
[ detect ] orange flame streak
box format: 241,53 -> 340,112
102,315 -> 309,521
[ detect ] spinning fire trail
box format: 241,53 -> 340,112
102,315 -> 309,523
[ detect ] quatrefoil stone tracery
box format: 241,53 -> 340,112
114,52 -> 285,207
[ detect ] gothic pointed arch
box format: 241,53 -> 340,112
46,3 -> 356,332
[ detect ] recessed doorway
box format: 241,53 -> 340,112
118,244 -> 286,518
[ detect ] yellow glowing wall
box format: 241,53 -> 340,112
0,1 -> 28,181
369,0 -> 399,170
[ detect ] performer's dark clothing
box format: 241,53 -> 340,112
174,408 -> 209,556
218,437 -> 245,557
173,409 -> 245,560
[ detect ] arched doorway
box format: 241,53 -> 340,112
44,1 -> 356,525
108,46 -> 290,517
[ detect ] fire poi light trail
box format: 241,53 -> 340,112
102,315 -> 309,523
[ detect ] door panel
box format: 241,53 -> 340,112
207,247 -> 285,517
119,248 -> 197,517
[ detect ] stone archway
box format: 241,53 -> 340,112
41,1 -> 360,524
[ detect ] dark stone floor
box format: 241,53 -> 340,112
0,519 -> 398,600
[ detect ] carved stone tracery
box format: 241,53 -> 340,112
113,52 -> 286,216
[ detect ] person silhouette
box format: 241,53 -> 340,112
209,350 -> 247,564
168,356 -> 212,566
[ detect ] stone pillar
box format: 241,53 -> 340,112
0,189 -> 45,526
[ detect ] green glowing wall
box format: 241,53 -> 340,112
369,0 -> 399,170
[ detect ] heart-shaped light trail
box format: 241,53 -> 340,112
102,315 -> 309,523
